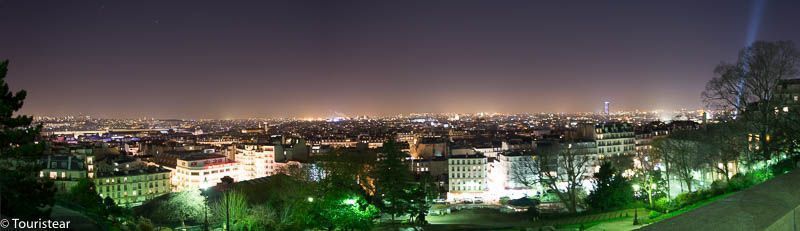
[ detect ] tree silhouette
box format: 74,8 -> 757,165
586,162 -> 633,211
702,41 -> 800,160
373,140 -> 412,221
511,142 -> 591,213
0,60 -> 54,218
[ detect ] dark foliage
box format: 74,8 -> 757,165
0,60 -> 54,218
586,162 -> 633,211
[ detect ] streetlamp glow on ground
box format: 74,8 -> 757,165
344,198 -> 357,205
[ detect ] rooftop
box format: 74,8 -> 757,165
179,153 -> 227,161
95,166 -> 170,177
449,153 -> 486,159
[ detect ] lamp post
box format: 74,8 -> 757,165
632,184 -> 640,225
220,176 -> 234,231
199,188 -> 209,231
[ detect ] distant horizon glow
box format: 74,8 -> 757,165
30,108 -> 708,120
2,1 -> 799,119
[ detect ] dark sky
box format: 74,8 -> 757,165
2,0 -> 800,119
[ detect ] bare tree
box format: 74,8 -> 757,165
700,122 -> 750,182
703,41 -> 800,161
633,148 -> 664,208
509,154 -> 541,191
275,162 -> 310,181
653,135 -> 704,193
510,142 -> 592,213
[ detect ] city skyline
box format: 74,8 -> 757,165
31,106 -> 705,121
3,0 -> 800,118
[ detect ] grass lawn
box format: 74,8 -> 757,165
426,208 -> 533,228
645,192 -> 734,224
422,207 -> 650,231
547,208 -> 649,230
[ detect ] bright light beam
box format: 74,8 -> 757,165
735,0 -> 767,114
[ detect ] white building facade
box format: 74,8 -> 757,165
447,154 -> 488,202
172,154 -> 240,191
235,144 -> 277,181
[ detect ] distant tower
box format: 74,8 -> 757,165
702,111 -> 708,124
604,101 -> 610,115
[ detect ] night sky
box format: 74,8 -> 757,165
2,0 -> 800,119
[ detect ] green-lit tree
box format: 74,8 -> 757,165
373,140 -> 412,221
586,162 -> 634,211
0,60 -> 53,219
158,190 -> 206,228
234,173 -> 316,230
210,190 -> 250,230
311,149 -> 380,229
315,191 -> 378,230
633,143 -> 667,208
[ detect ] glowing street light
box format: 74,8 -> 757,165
344,198 -> 357,205
307,197 -> 314,202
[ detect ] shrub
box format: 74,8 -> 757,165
137,217 -> 155,231
673,192 -> 693,208
770,156 -> 799,176
509,197 -> 540,207
653,197 -> 676,213
709,180 -> 727,194
752,168 -> 773,183
648,211 -> 663,219
727,173 -> 755,192
499,196 -> 510,205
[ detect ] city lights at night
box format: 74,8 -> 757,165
1,1 -> 800,230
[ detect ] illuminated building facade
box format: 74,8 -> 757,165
579,122 -> 635,158
447,154 -> 488,202
173,154 -> 240,191
94,166 -> 170,207
236,144 -> 277,180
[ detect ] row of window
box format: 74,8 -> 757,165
450,166 -> 484,172
598,146 -> 634,154
449,159 -> 485,165
97,180 -> 168,193
449,185 -> 485,191
99,188 -> 167,204
597,140 -> 635,146
450,172 -> 485,178
97,174 -> 167,185
183,167 -> 238,176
